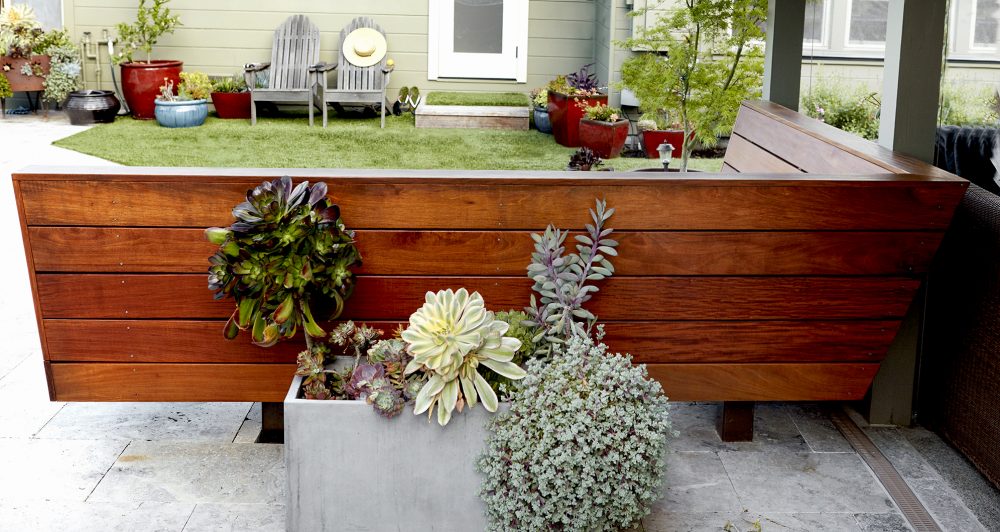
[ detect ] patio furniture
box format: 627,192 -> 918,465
313,17 -> 391,128
244,14 -> 323,126
12,101 -> 967,441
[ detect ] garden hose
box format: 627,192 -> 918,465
107,38 -> 130,115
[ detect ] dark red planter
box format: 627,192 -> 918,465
211,91 -> 251,119
579,119 -> 629,159
548,91 -> 608,147
121,60 -> 183,120
642,130 -> 691,159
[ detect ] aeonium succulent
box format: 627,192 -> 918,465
206,176 -> 361,347
402,288 -> 526,426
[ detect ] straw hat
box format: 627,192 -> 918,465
342,28 -> 388,67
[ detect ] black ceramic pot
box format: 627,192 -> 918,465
65,90 -> 121,125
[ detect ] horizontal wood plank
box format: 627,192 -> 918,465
650,362 -> 881,401
35,274 -> 921,321
16,179 -> 966,230
723,133 -> 803,173
47,361 -> 879,402
28,227 -> 943,276
43,319 -> 899,364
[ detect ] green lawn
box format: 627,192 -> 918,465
55,113 -> 723,172
423,91 -> 530,107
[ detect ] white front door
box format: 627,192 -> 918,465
428,0 -> 528,82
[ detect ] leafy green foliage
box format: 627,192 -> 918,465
938,81 -> 999,127
179,71 -> 211,100
478,334 -> 673,531
530,88 -> 547,108
0,72 -> 11,99
619,0 -> 766,170
524,199 -> 617,355
801,78 -> 880,140
211,74 -> 247,94
113,0 -> 181,64
206,176 -> 361,347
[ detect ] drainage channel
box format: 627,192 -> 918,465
829,408 -> 942,532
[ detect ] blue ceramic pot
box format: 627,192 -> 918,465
154,99 -> 208,128
533,106 -> 552,134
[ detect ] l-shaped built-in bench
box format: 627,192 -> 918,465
13,101 -> 967,441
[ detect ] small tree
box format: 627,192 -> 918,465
620,0 -> 766,171
113,0 -> 181,64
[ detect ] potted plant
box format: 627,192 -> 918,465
154,71 -> 211,127
112,0 -> 182,120
530,87 -> 551,133
619,0 -> 765,170
578,103 -> 629,158
637,114 -> 687,159
0,4 -> 50,94
547,64 -> 607,147
210,74 -> 250,119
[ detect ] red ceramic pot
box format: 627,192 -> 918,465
1,55 -> 50,92
579,118 -> 629,159
642,129 -> 691,159
211,91 -> 251,119
120,60 -> 183,120
548,91 -> 608,147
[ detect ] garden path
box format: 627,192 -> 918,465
0,113 -> 996,532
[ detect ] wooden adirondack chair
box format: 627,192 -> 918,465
244,15 -> 323,126
312,17 -> 392,128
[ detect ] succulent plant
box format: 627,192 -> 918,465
524,199 -> 617,355
567,147 -> 602,171
296,344 -> 344,400
481,311 -> 538,394
206,176 -> 361,348
402,288 -> 526,426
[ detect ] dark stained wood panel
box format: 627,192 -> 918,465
47,361 -> 879,402
723,133 -> 803,173
49,363 -> 297,402
17,179 -> 966,230
29,227 -> 944,276
651,362 -> 881,401
734,106 -> 890,175
35,274 -> 920,321
44,319 -> 898,364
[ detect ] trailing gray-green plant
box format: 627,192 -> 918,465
478,333 -> 673,532
37,30 -> 82,105
524,199 -> 617,356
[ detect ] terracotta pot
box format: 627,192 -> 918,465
1,55 -> 51,92
642,129 -> 691,159
579,118 -> 629,159
120,60 -> 183,120
211,91 -> 251,119
547,91 -> 607,147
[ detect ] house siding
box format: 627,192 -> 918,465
64,0 -> 598,94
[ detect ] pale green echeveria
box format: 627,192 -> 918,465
402,288 -> 526,426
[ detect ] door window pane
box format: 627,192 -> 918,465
803,0 -> 826,43
454,0 -> 503,54
849,0 -> 889,45
975,0 -> 999,47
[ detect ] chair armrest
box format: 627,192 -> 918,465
244,62 -> 271,73
310,62 -> 336,73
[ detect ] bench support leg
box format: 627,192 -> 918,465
717,401 -> 755,442
257,402 -> 284,444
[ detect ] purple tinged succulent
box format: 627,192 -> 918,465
346,363 -> 385,400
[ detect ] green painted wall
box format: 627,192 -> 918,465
65,0 -> 601,95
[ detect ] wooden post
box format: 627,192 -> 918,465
257,401 -> 284,444
866,283 -> 925,426
762,0 -> 806,111
717,401 -> 755,442
878,0 -> 948,162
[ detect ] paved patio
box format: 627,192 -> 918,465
1,113 -> 998,531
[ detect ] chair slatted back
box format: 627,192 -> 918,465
268,15 -> 320,90
337,17 -> 386,92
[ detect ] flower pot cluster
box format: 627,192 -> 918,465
204,177 -> 676,531
0,5 -> 83,113
540,65 -> 610,147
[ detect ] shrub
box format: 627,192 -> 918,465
478,334 -> 673,532
800,79 -> 880,140
113,0 -> 181,64
0,72 -> 11,99
938,81 -> 998,127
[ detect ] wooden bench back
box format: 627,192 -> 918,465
13,103 -> 968,404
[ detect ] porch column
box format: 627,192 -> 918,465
877,0 -> 948,162
762,0 -> 806,110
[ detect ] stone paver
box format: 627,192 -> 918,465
37,402 -> 254,443
655,451 -> 742,513
0,438 -> 128,502
0,501 -> 193,532
0,358 -> 65,438
89,441 -> 285,504
670,403 -> 810,453
183,503 -> 285,532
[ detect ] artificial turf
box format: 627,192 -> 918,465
423,91 -> 530,107
54,112 -> 724,172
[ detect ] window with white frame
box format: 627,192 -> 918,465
803,0 -> 830,46
427,0 -> 528,82
847,0 -> 889,46
973,0 -> 1000,49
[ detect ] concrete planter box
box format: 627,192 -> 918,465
284,375 -> 492,531
415,104 -> 529,130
